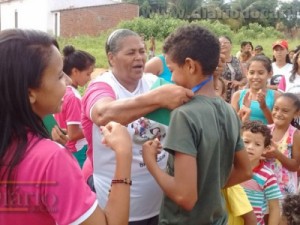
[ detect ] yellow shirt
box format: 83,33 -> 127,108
222,185 -> 253,225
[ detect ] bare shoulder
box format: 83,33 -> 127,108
144,56 -> 163,75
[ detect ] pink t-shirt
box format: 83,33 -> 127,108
81,81 -> 116,180
0,134 -> 97,225
55,86 -> 87,152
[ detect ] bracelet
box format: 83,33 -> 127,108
111,178 -> 132,186
108,178 -> 132,195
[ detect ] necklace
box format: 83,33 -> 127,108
192,75 -> 213,93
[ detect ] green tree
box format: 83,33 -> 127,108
278,0 -> 300,36
123,0 -> 168,17
168,0 -> 202,20
229,0 -> 278,27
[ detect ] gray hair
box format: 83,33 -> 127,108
105,29 -> 139,55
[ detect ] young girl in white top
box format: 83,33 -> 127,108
264,93 -> 300,196
270,40 -> 293,90
278,51 -> 300,94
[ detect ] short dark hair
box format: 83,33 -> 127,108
242,120 -> 272,147
282,194 -> 300,225
163,24 -> 220,75
255,45 -> 263,51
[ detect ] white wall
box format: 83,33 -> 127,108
0,0 -> 58,35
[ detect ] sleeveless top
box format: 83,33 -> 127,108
265,124 -> 298,196
238,89 -> 275,124
158,54 -> 172,83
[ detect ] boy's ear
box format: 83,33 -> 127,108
185,57 -> 201,75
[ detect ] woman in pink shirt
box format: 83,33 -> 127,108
0,29 -> 132,225
54,45 -> 95,167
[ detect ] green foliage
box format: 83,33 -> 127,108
57,34 -> 110,68
192,19 -> 234,37
57,17 -> 298,72
118,14 -> 187,40
234,23 -> 283,42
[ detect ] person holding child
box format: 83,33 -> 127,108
0,29 -> 133,225
231,55 -> 281,124
142,24 -> 252,224
81,28 -> 194,224
241,121 -> 282,225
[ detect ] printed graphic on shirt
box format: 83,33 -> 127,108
270,74 -> 283,85
130,117 -> 166,145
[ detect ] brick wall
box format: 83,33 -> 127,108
60,3 -> 139,37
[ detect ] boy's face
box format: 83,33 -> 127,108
165,54 -> 190,88
242,130 -> 266,162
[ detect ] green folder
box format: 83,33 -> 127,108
43,114 -> 58,138
145,78 -> 172,126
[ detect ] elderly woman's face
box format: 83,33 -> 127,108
219,37 -> 232,54
109,35 -> 147,84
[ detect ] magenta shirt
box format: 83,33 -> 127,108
0,134 -> 97,225
55,86 -> 86,152
81,81 -> 116,180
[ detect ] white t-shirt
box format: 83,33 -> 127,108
270,62 -> 293,85
88,71 -> 168,221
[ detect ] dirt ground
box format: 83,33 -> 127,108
91,68 -> 108,79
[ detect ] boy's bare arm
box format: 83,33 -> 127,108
242,211 -> 257,225
268,199 -> 280,225
224,149 -> 252,188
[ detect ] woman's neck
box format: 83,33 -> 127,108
225,54 -> 232,62
249,87 -> 267,95
275,60 -> 286,68
71,83 -> 78,89
113,74 -> 139,92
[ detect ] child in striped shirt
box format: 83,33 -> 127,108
241,120 -> 282,225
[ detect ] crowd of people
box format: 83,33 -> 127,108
0,24 -> 300,225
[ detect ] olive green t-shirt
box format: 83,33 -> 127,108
160,96 -> 244,225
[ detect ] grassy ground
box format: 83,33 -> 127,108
58,34 -> 300,69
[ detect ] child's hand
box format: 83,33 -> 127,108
257,89 -> 267,109
238,105 -> 251,123
231,80 -> 241,89
142,138 -> 162,166
51,125 -> 69,145
101,121 -> 132,155
262,140 -> 279,159
242,91 -> 251,108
